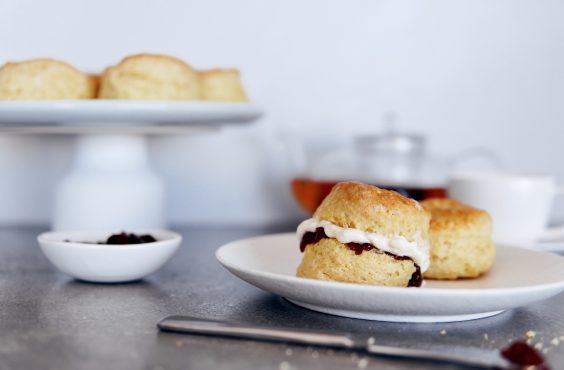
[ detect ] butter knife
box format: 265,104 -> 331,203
158,315 -> 515,369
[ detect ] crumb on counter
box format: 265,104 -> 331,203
357,357 -> 369,368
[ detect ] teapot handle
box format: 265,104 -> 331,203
448,147 -> 504,172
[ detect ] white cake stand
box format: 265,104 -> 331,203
0,101 -> 263,231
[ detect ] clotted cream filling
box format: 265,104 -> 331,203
297,218 -> 429,272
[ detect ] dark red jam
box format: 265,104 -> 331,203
500,340 -> 549,369
65,232 -> 158,245
106,232 -> 157,245
300,227 -> 422,287
300,227 -> 327,252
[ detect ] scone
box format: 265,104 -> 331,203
296,181 -> 430,287
199,69 -> 248,102
98,54 -> 200,100
421,198 -> 495,280
0,58 -> 96,99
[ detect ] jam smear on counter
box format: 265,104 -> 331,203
300,227 -> 422,287
500,340 -> 550,369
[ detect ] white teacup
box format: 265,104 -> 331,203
448,174 -> 564,245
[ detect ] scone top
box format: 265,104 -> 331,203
314,181 -> 430,244
421,198 -> 492,236
105,53 -> 196,76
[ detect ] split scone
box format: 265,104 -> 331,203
296,181 -> 430,287
421,198 -> 495,280
199,69 -> 248,102
0,59 -> 96,99
98,54 -> 201,100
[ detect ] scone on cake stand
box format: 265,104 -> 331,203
0,55 -> 261,230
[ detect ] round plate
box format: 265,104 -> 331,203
216,233 -> 564,323
0,100 -> 262,133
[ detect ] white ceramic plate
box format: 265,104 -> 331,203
0,100 -> 262,133
216,233 -> 564,323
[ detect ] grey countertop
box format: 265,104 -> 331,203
1,225 -> 563,370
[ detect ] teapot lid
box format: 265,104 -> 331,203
354,113 -> 426,155
354,132 -> 426,155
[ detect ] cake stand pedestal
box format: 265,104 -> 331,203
54,134 -> 165,230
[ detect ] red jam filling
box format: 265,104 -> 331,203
300,227 -> 422,287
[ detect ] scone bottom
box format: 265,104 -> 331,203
299,227 -> 423,287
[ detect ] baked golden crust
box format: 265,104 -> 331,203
297,238 -> 418,287
421,198 -> 495,279
422,198 -> 492,235
199,69 -> 247,102
313,181 -> 430,243
98,53 -> 200,100
0,58 -> 96,100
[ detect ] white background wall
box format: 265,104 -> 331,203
0,0 -> 563,226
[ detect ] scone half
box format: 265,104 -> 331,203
199,68 -> 248,102
421,198 -> 495,280
0,58 -> 96,100
98,53 -> 201,100
296,182 -> 430,287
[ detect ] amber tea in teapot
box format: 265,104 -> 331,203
291,177 -> 446,214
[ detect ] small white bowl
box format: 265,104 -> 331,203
37,229 -> 182,283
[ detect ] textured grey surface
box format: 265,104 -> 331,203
0,225 -> 563,370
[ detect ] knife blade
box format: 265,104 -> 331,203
157,315 -> 515,369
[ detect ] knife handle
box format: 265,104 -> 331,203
158,315 -> 356,349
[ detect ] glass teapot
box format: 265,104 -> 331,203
289,129 -> 501,214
